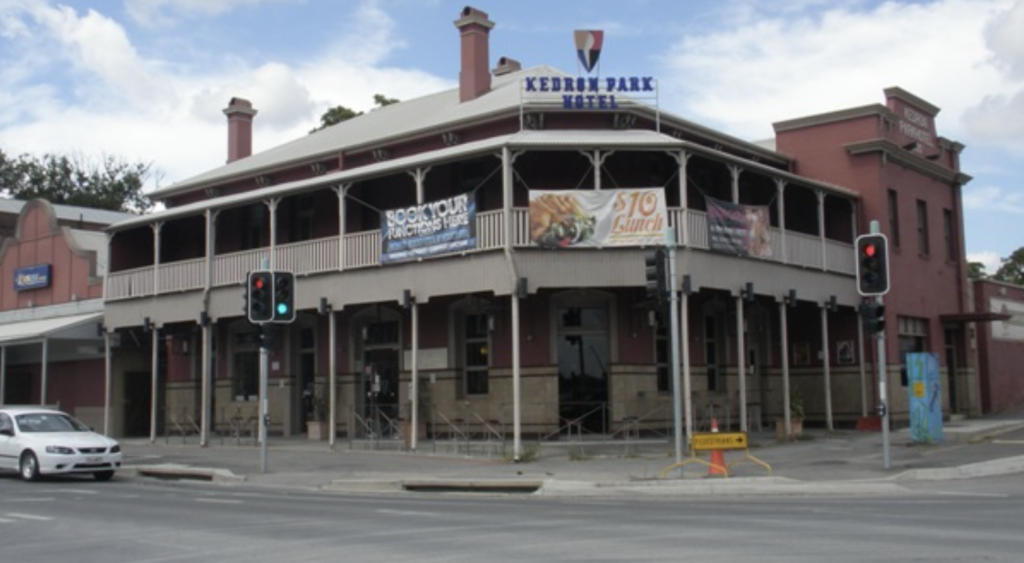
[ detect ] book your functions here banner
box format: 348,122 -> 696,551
381,194 -> 476,263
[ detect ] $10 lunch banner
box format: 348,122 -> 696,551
529,188 -> 667,248
381,194 -> 476,263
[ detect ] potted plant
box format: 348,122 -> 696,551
307,387 -> 329,441
776,387 -> 804,440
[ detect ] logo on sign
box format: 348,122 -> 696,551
574,30 -> 603,73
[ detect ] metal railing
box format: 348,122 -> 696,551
106,207 -> 855,300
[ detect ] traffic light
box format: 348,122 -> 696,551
272,271 -> 296,323
855,234 -> 890,296
247,270 -> 274,323
861,301 -> 886,335
644,249 -> 668,304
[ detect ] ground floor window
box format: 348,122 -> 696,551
898,316 -> 929,386
463,313 -> 490,395
232,329 -> 261,400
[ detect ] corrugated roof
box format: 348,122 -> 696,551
0,198 -> 138,225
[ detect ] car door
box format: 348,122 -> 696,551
0,413 -> 16,470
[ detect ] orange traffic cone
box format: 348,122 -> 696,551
708,416 -> 727,477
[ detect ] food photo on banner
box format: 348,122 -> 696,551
528,188 -> 666,249
705,196 -> 773,258
380,194 -> 477,263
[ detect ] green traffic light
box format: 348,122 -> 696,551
277,303 -> 288,314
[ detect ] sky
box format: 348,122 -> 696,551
1,0 -> 1022,273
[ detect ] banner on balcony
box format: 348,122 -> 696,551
380,194 -> 476,263
529,188 -> 666,248
705,197 -> 773,258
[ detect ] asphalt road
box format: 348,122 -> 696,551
1,473 -> 1022,562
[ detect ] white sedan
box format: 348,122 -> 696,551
0,406 -> 122,482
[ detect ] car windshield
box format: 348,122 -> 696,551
15,413 -> 90,433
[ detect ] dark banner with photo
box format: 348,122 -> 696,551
529,188 -> 666,248
705,197 -> 773,258
381,194 -> 476,263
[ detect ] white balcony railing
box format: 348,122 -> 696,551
105,208 -> 855,300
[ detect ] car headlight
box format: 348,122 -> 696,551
110,444 -> 121,454
46,445 -> 75,455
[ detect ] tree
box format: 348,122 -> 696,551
309,94 -> 400,133
992,247 -> 1024,286
0,150 -> 153,213
967,261 -> 987,280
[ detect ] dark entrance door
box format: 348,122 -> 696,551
557,306 -> 609,434
124,371 -> 152,437
3,371 -> 32,404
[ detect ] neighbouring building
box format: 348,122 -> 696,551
0,198 -> 137,432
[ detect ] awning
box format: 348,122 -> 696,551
939,311 -> 1013,324
0,313 -> 103,346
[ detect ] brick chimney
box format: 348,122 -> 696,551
454,6 -> 495,102
223,97 -> 257,163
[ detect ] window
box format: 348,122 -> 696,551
463,314 -> 489,395
705,315 -> 721,392
232,329 -> 262,400
897,316 -> 929,386
887,189 -> 900,247
943,208 -> 955,261
290,195 -> 315,242
655,313 -> 669,392
916,199 -> 929,255
244,205 -> 267,250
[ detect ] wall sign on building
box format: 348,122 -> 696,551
529,188 -> 666,248
380,194 -> 477,263
14,264 -> 52,291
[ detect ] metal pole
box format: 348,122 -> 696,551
150,330 -> 157,443
200,323 -> 211,447
512,292 -> 522,461
410,301 -> 419,452
259,332 -> 269,473
822,304 -> 834,431
667,232 -> 683,465
878,295 -> 890,469
329,309 -> 337,448
103,332 -> 111,436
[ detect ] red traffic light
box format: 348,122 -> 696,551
253,277 -> 265,290
862,244 -> 876,258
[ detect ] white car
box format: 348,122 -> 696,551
0,406 -> 122,482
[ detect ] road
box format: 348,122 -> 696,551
1,473 -> 1022,562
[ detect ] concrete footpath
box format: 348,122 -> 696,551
119,413 -> 1024,497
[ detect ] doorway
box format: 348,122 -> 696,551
357,315 -> 401,438
123,371 -> 152,437
556,305 -> 609,434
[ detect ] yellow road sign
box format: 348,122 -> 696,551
691,432 -> 748,451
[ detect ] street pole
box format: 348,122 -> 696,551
260,327 -> 269,473
666,230 -> 683,466
877,295 -> 890,470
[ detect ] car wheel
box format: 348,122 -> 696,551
20,451 -> 40,482
93,470 -> 115,482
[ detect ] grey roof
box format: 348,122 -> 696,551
152,65 -> 788,199
68,229 -> 110,276
0,198 -> 138,225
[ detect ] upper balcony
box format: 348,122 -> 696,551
105,206 -> 854,302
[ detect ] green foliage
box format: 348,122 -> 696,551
789,387 -> 805,421
992,247 -> 1024,286
309,93 -> 400,133
0,149 -> 153,213
967,261 -> 987,280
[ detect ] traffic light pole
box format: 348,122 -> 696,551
877,294 -> 890,470
259,332 -> 269,473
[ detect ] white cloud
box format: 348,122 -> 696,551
660,0 -> 1016,143
962,184 -> 1024,214
124,0 -> 299,27
967,250 -> 1002,273
0,0 -> 452,189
